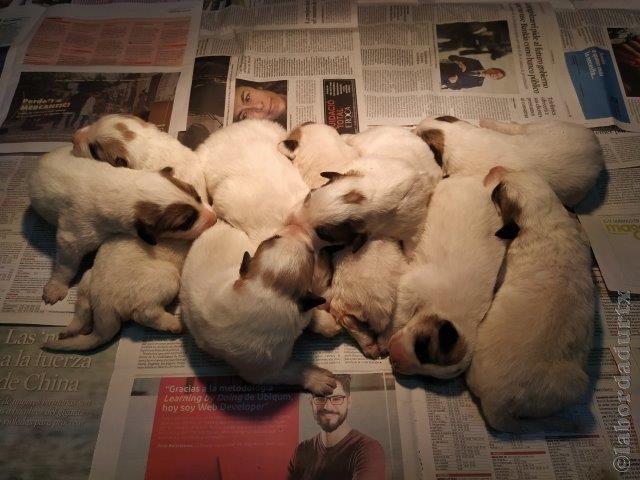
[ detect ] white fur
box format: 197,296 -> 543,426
387,173 -> 506,379
465,169 -> 594,433
412,116 -> 603,206
197,119 -> 309,242
278,123 -> 359,189
291,155 -> 439,247
43,236 -> 190,351
323,240 -> 409,358
28,146 -> 216,304
72,114 -> 209,203
345,125 -> 442,177
180,221 -> 336,394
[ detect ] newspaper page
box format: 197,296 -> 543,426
399,344 -> 640,479
201,0 -> 358,37
555,6 -> 640,132
577,166 -> 640,294
593,126 -> 640,170
0,6 -> 45,81
357,2 -> 579,126
0,1 -> 202,154
0,154 -> 79,325
0,324 -> 117,480
89,323 -> 394,479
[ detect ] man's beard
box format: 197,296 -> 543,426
315,410 -> 348,433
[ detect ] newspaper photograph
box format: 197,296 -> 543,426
556,7 -> 640,131
0,324 -> 117,480
101,373 -> 400,479
0,71 -> 181,144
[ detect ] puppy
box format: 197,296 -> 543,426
28,147 -> 216,304
71,113 -> 210,203
344,125 -> 443,177
387,172 -> 507,378
324,240 -> 409,358
289,155 -> 438,249
180,221 -> 336,394
43,236 -> 190,351
278,122 -> 358,188
412,116 -> 603,206
197,119 -> 309,242
465,167 -> 594,433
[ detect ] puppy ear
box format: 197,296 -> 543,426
297,291 -> 326,312
351,233 -> 368,253
160,166 -> 174,176
495,220 -> 520,240
114,157 -> 128,168
134,219 -> 157,245
239,251 -> 251,278
278,140 -> 297,160
484,165 -> 508,188
415,128 -> 444,167
435,115 -> 459,123
320,171 -> 342,182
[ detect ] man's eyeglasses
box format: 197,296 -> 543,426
312,395 -> 346,406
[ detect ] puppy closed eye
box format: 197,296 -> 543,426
88,142 -> 100,160
414,336 -> 431,364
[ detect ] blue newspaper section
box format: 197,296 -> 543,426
565,47 -> 630,123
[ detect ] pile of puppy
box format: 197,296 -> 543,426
30,113 -> 603,432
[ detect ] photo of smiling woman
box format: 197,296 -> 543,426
233,78 -> 288,128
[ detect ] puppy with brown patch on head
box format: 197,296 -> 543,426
343,125 -> 443,178
465,167 -> 594,433
289,155 -> 438,251
278,122 -> 359,189
197,119 -> 310,242
180,220 -> 336,394
386,172 -> 508,379
412,115 -> 603,207
71,114 -> 210,204
43,236 -> 190,351
28,147 -> 217,304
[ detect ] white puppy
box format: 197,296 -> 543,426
387,172 -> 508,379
71,113 -> 210,204
290,155 -> 438,249
278,122 -> 359,188
43,236 -> 190,351
197,119 -> 309,242
344,125 -> 443,177
412,115 -> 603,206
325,240 -> 409,358
29,147 -> 216,304
181,221 -> 336,394
465,167 -> 594,433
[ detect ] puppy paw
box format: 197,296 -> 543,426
304,367 -> 337,396
43,280 -> 69,305
361,342 -> 381,359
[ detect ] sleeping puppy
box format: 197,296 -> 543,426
344,125 -> 443,177
181,221 -> 336,394
386,171 -> 507,378
71,113 -> 209,203
28,147 -> 216,304
197,119 -> 309,242
43,236 -> 190,351
412,115 -> 603,207
324,240 -> 409,358
465,167 -> 594,433
289,155 -> 437,249
278,122 -> 358,188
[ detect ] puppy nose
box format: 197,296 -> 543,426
202,209 -> 217,229
71,128 -> 88,156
